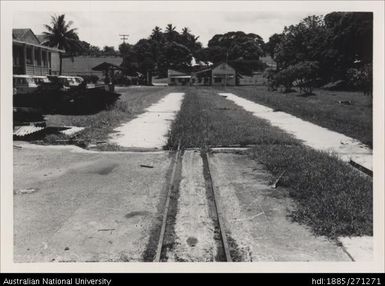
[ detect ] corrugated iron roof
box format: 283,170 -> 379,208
14,125 -> 45,137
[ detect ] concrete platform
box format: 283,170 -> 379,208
13,144 -> 172,262
208,152 -> 351,261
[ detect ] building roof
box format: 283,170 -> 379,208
12,28 -> 64,53
62,56 -> 123,74
168,69 -> 190,77
13,29 -> 40,44
212,62 -> 236,75
36,34 -> 47,44
92,62 -> 122,71
260,55 -> 277,68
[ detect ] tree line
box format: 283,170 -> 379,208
264,12 -> 373,95
41,12 -> 372,93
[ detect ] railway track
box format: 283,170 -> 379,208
153,145 -> 232,262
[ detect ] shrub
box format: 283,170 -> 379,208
291,61 -> 320,95
271,61 -> 320,95
263,68 -> 278,91
274,66 -> 297,93
346,63 -> 372,96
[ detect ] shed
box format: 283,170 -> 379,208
211,63 -> 236,86
168,69 -> 191,86
62,56 -> 123,78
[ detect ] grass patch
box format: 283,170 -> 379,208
250,145 -> 372,237
45,86 -> 176,145
168,87 -> 372,237
227,86 -> 373,147
167,87 -> 298,149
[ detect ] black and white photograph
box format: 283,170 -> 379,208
1,0 -> 384,273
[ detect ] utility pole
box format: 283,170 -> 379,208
225,50 -> 228,88
119,34 -> 129,43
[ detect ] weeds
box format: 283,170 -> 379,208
167,87 -> 372,237
166,88 -> 298,149
250,145 -> 372,237
44,87 -> 176,145
228,86 -> 373,147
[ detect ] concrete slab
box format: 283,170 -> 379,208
208,152 -> 350,261
13,145 -> 172,262
219,93 -> 372,171
166,150 -> 217,262
339,236 -> 373,261
109,92 -> 184,149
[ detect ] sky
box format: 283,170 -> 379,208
13,9 -> 322,49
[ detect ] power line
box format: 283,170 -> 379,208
119,34 -> 129,43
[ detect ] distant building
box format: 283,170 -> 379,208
191,68 -> 212,86
238,71 -> 266,86
167,69 -> 191,86
12,28 -> 64,75
61,56 -> 123,79
167,62 -> 268,86
211,63 -> 236,86
260,55 -> 277,69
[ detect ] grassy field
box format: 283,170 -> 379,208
226,86 -> 373,147
44,86 -> 176,145
166,87 -> 298,149
168,87 -> 372,238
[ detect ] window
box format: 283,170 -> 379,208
13,46 -> 22,66
48,52 -> 51,68
214,77 -> 221,83
26,47 -> 33,65
42,51 -> 47,67
35,48 -> 41,66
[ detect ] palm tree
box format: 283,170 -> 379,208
42,14 -> 80,74
166,24 -> 176,33
182,27 -> 190,36
165,24 -> 177,41
150,26 -> 164,44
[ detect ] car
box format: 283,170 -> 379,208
45,75 -> 71,91
13,75 -> 38,95
72,76 -> 84,86
32,75 -> 51,85
57,76 -> 84,88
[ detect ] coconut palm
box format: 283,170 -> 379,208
42,14 -> 81,74
165,24 -> 177,41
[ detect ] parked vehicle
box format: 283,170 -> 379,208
13,75 -> 38,94
72,76 -> 84,86
46,75 -> 71,91
32,75 -> 51,85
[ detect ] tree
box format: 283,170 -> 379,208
323,12 -> 373,81
150,26 -> 164,43
133,39 -> 156,84
163,41 -> 192,70
264,33 -> 284,59
102,46 -> 118,56
274,16 -> 326,70
42,14 -> 81,74
165,24 -> 178,41
118,42 -> 132,56
291,61 -> 320,95
346,63 -> 372,96
179,27 -> 202,55
274,67 -> 296,93
207,31 -> 265,62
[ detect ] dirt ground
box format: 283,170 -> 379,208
12,86 -> 373,263
13,143 -> 172,262
13,144 -> 354,262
